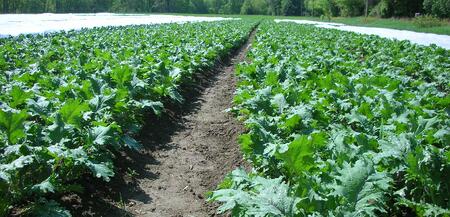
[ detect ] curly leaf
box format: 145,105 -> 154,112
330,159 -> 392,216
210,169 -> 300,217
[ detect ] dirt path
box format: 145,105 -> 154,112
101,28 -> 257,217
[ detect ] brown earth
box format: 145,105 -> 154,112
68,28 -> 257,217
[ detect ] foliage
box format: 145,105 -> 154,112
209,168 -> 301,216
0,0 -> 308,16
390,0 -> 423,17
413,15 -> 444,28
369,0 -> 391,17
305,0 -> 338,17
2,0 -> 447,18
240,0 -> 269,15
210,21 -> 450,216
0,20 -> 256,216
423,0 -> 450,18
281,0 -> 298,16
370,0 -> 427,18
335,0 -> 365,16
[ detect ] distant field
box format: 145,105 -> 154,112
284,16 -> 450,35
0,13 -> 231,37
155,13 -> 450,35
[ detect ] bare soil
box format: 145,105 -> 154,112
67,28 -> 257,217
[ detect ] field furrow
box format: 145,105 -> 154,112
0,20 -> 257,216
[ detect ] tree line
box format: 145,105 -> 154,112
1,0 -> 449,18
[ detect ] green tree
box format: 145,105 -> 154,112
335,0 -> 365,16
1,0 -> 433,17
305,0 -> 336,16
205,0 -> 224,13
268,0 -> 282,15
240,0 -> 268,14
240,0 -> 252,13
220,0 -> 243,14
189,0 -> 208,13
423,0 -> 450,18
281,0 -> 296,15
392,0 -> 423,17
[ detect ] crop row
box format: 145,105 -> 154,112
0,20 -> 256,216
210,22 -> 449,216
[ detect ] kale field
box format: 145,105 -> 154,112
210,21 -> 450,217
0,17 -> 449,217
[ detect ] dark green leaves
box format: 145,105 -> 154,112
31,200 -> 72,217
139,100 -> 164,116
86,161 -> 114,182
32,177 -> 56,194
111,65 -> 133,88
122,135 -> 143,151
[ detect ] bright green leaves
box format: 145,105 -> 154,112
0,109 -> 29,144
264,71 -> 279,86
238,133 -> 254,156
9,85 -> 33,108
111,65 -> 133,88
59,99 -> 89,127
281,114 -> 303,135
278,135 -> 315,175
277,133 -> 328,177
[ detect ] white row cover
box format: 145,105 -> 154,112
0,13 -> 233,37
275,19 -> 450,49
